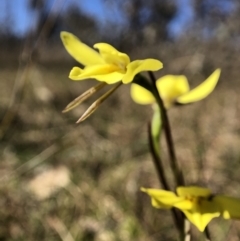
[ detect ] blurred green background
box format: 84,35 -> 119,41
1,0 -> 240,240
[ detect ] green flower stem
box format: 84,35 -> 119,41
148,71 -> 184,186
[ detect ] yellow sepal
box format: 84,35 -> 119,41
130,84 -> 155,105
176,69 -> 221,104
60,31 -> 104,66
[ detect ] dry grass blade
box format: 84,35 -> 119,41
0,144 -> 59,183
62,82 -> 106,113
76,82 -> 122,123
46,216 -> 75,241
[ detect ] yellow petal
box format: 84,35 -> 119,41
214,195 -> 240,219
176,69 -> 221,104
151,198 -> 173,209
60,31 -> 104,66
69,64 -> 121,81
94,43 -> 125,56
69,68 -> 123,84
177,186 -> 211,198
141,187 -> 176,197
141,188 -> 184,208
156,75 -> 189,108
69,67 -> 84,80
94,43 -> 130,67
182,209 -> 220,232
91,72 -> 124,84
130,84 -> 155,105
173,200 -> 193,210
122,59 -> 163,84
182,195 -> 221,232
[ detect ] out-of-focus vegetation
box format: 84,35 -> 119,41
1,0 -> 240,240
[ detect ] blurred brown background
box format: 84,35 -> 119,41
1,0 -> 240,240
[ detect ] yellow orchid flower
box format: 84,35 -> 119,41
60,31 -> 163,84
131,69 -> 221,108
142,186 -> 240,232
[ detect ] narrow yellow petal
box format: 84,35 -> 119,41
151,198 -> 173,209
177,186 -> 211,198
70,70 -> 124,84
81,64 -> 120,77
214,195 -> 240,219
176,69 -> 221,104
92,72 -> 124,84
69,67 -> 84,80
130,84 -> 155,105
141,187 -> 175,197
122,59 -> 163,84
156,75 -> 189,108
141,187 -> 184,208
94,43 -> 121,54
69,64 -> 121,81
173,200 -> 193,210
60,31 -> 104,66
94,43 -> 130,67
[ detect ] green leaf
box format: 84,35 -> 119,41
151,105 -> 162,155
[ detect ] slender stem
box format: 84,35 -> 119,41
147,72 -> 211,241
147,122 -> 170,190
148,71 -> 187,240
148,71 -> 184,186
204,227 -> 211,241
148,121 -> 183,234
